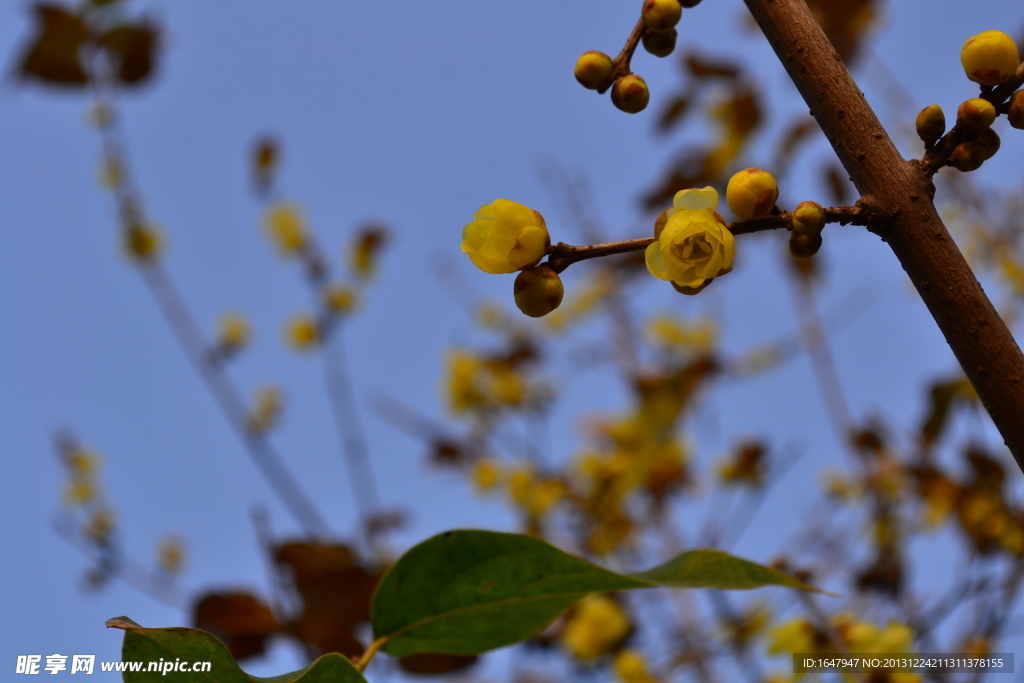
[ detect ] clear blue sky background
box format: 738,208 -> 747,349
1,0 -> 1023,679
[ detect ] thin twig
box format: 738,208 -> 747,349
544,205 -> 868,273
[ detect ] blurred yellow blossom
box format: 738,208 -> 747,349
323,284 -> 358,314
614,650 -> 658,683
83,508 -> 115,544
561,594 -> 631,660
123,223 -> 164,262
157,535 -> 186,574
263,202 -> 308,255
217,312 -> 251,353
646,314 -> 717,355
246,385 -> 282,435
285,314 -> 320,351
472,459 -> 502,492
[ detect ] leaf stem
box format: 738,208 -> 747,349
354,636 -> 389,672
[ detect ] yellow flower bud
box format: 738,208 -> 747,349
957,98 -> 996,130
961,30 -> 1020,85
646,187 -> 734,289
323,284 -> 358,314
726,168 -> 779,221
513,265 -> 564,318
611,74 -> 650,114
218,312 -> 251,352
642,0 -> 682,32
263,202 -> 308,256
122,223 -> 164,262
915,104 -> 945,144
642,28 -> 677,58
285,314 -> 320,350
461,199 -> 550,274
792,201 -> 825,235
574,51 -> 613,90
1009,90 -> 1024,129
789,232 -> 821,259
950,141 -> 986,172
974,127 -> 1001,160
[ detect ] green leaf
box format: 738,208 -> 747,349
106,617 -> 367,683
629,548 -> 814,591
369,530 -> 821,657
369,530 -> 648,656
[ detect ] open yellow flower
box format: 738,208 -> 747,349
645,187 -> 734,289
461,199 -> 550,274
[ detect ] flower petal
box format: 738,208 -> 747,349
645,242 -> 673,281
673,187 -> 719,211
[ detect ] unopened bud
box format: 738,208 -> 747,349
642,0 -> 682,32
792,201 -> 825,235
915,104 -> 945,144
642,28 -> 677,58
957,98 -> 997,130
671,279 -> 713,296
726,168 -> 779,221
574,51 -> 614,90
1009,90 -> 1024,130
974,128 -> 1001,160
961,30 -> 1020,85
514,266 -> 564,318
950,141 -> 986,172
789,232 -> 822,259
611,74 -> 650,114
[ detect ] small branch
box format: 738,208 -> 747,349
597,17 -> 647,94
545,205 -> 867,272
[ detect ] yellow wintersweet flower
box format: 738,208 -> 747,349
123,223 -> 164,262
263,202 -> 308,255
645,187 -> 734,289
461,199 -> 550,274
562,594 -> 631,660
614,650 -> 659,683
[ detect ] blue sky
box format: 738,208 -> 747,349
1,0 -> 1023,679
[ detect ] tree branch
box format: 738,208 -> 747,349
742,0 -> 1024,471
544,205 -> 867,272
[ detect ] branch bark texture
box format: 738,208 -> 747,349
743,0 -> 1024,468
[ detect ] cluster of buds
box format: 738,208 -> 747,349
918,31 -> 1022,170
574,0 -> 699,114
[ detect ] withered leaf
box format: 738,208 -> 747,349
99,23 -> 159,85
16,4 -> 89,86
192,592 -> 281,661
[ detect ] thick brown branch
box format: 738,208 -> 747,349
743,0 -> 1024,470
545,205 -> 867,272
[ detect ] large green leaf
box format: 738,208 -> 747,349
370,530 -> 648,656
106,617 -> 367,683
370,530 -> 819,657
